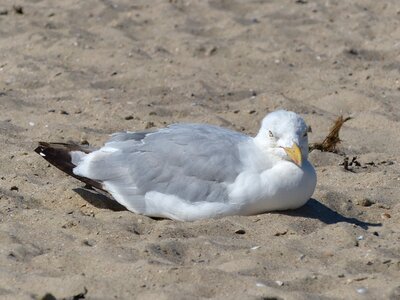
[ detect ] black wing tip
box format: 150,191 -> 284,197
34,141 -> 105,192
34,141 -> 75,169
35,141 -> 93,154
34,141 -> 48,155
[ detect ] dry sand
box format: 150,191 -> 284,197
1,0 -> 400,299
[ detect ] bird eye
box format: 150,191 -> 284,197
303,131 -> 308,137
268,130 -> 274,137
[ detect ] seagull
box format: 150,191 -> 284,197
35,110 -> 316,221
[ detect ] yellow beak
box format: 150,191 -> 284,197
283,143 -> 302,167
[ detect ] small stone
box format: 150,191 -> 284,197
10,186 -> 18,191
62,220 -> 77,228
41,293 -> 57,300
382,259 -> 392,264
357,198 -> 374,207
60,110 -> 69,115
145,121 -> 155,129
275,280 -> 284,286
255,282 -> 266,287
234,229 -> 246,235
356,235 -> 364,241
348,49 -> 359,56
381,213 -> 391,219
13,5 -> 23,14
124,115 -> 134,120
83,239 -> 95,247
356,287 -> 367,294
274,230 -> 288,236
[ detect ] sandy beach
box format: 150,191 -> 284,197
0,0 -> 399,299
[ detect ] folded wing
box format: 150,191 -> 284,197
73,124 -> 248,212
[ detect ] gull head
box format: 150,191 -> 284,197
255,110 -> 310,167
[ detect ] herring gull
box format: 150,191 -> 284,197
35,110 -> 316,221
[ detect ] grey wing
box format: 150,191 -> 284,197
74,124 -> 248,207
107,129 -> 157,143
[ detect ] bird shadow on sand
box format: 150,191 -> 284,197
73,187 -> 127,212
74,189 -> 381,228
74,187 -> 165,220
281,198 -> 381,230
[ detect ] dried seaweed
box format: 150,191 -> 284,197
309,116 -> 351,153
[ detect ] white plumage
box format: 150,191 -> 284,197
40,110 -> 317,221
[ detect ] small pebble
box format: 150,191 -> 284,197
234,229 -> 246,235
124,115 -> 134,120
255,282 -> 266,288
356,287 -> 367,294
357,235 -> 364,241
145,121 -> 155,129
382,259 -> 391,264
275,280 -> 284,286
29,122 -> 35,126
381,213 -> 391,219
357,198 -> 375,207
10,186 -> 18,191
13,5 -> 23,14
251,246 -> 260,250
83,239 -> 95,247
274,230 -> 288,236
